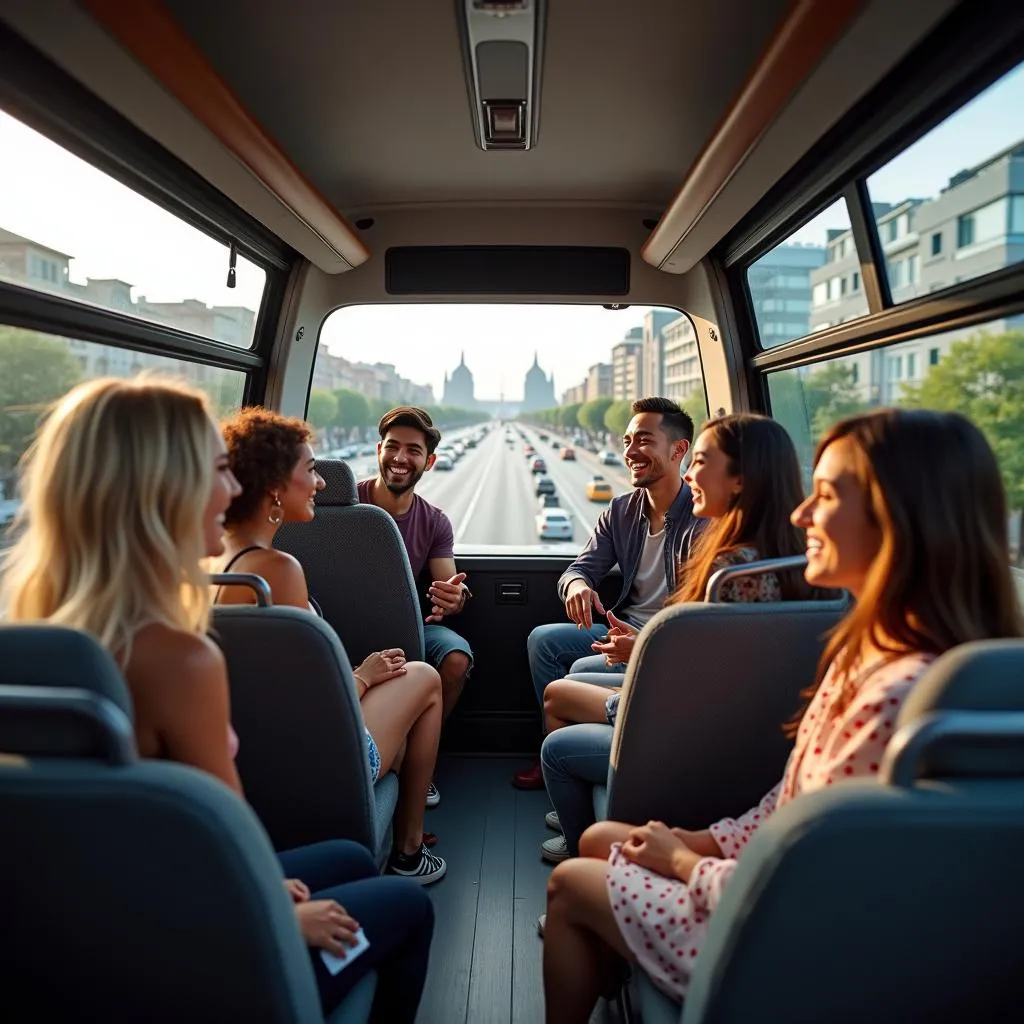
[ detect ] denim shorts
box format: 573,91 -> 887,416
423,623 -> 474,673
365,728 -> 381,783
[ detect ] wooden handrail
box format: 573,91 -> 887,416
642,0 -> 865,271
80,0 -> 369,270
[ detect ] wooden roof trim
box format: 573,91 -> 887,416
81,0 -> 369,270
641,0 -> 866,271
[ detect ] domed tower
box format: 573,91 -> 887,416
442,352 -> 476,408
521,352 -> 556,413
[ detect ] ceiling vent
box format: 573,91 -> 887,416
458,0 -> 546,151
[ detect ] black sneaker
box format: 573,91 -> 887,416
387,844 -> 447,885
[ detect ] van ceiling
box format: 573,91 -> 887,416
161,0 -> 792,214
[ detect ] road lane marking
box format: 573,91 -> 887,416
454,435 -> 501,542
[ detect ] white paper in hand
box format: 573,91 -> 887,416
319,927 -> 371,976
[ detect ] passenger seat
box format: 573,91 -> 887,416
0,625 -> 378,1023
274,458 -> 424,664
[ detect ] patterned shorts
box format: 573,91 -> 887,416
365,728 -> 381,783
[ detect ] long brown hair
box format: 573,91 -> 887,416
786,407 -> 1024,734
669,413 -> 811,604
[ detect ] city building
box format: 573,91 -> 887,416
312,348 -> 433,406
561,382 -> 587,406
809,138 -> 1024,403
441,351 -> 477,408
611,328 -> 643,401
746,242 -> 826,348
520,352 -> 556,412
641,308 -> 678,395
584,361 -> 613,401
661,315 -> 702,402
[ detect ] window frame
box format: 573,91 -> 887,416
0,21 -> 298,405
720,2 -> 1024,405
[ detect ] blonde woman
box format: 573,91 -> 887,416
2,376 -> 433,1022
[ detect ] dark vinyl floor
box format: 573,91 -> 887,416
418,755 -> 626,1024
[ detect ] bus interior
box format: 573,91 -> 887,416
2,0 -> 1024,1021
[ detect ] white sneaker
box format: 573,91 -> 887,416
541,834 -> 569,863
426,782 -> 440,808
544,810 -> 561,832
537,913 -> 547,937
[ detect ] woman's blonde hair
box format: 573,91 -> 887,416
1,375 -> 217,663
785,407 -> 1024,734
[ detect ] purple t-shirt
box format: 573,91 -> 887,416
357,478 -> 455,578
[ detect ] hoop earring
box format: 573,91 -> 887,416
268,495 -> 284,525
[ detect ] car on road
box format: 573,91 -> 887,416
551,440 -> 561,449
530,457 -> 547,474
559,447 -> 576,461
598,450 -> 619,465
524,445 -> 536,457
535,476 -> 556,497
433,454 -> 454,471
538,493 -> 560,510
535,509 -> 574,541
586,475 -> 613,501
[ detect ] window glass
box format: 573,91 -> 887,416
0,326 -> 246,531
767,313 -> 1024,559
0,109 -> 265,349
747,199 -> 870,349
866,61 -> 1024,305
317,304 -> 706,552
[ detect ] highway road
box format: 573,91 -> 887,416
337,424 -> 634,553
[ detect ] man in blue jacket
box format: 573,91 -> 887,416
512,396 -> 701,789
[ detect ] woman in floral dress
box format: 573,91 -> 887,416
542,408 -> 1024,1021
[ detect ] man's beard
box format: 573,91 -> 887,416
380,460 -> 424,495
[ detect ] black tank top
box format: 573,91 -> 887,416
214,545 -> 323,616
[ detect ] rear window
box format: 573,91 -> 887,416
317,304 -> 707,552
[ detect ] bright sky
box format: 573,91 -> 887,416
0,59 -> 1020,398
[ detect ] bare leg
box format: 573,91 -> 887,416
544,858 -> 635,1024
579,820 -> 637,860
360,662 -> 442,855
543,679 -> 619,734
438,650 -> 471,722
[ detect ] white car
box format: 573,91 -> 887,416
433,454 -> 454,471
536,509 -> 574,541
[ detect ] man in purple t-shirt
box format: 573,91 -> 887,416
358,406 -> 474,806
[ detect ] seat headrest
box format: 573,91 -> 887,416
0,624 -> 133,719
894,640 -> 1024,780
0,686 -> 135,763
315,459 -> 359,507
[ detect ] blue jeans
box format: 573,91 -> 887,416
277,840 -> 433,1023
527,622 -> 612,708
541,723 -> 614,856
567,654 -> 628,676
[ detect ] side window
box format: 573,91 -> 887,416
768,315 -> 1024,559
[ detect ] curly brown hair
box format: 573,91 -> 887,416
221,407 -> 313,528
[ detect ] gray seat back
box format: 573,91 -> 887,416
0,688 -> 323,1022
608,599 -> 846,828
212,604 -> 385,857
887,639 -> 1024,780
274,459 -> 424,663
0,623 -> 133,717
684,781 -> 1024,1023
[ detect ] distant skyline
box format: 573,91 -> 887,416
320,303 -> 662,402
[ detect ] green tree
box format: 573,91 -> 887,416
803,361 -> 868,441
333,388 -> 371,430
0,327 -> 82,474
902,330 -> 1024,559
306,388 -> 338,429
558,403 -> 582,431
578,398 -> 614,434
603,399 -> 633,438
681,393 -> 708,434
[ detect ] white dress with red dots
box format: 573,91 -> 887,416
605,651 -> 935,1001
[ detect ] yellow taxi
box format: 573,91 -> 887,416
586,475 -> 613,502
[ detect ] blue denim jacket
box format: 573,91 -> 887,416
556,482 -> 702,623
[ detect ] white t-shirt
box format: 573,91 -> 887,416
624,527 -> 668,627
